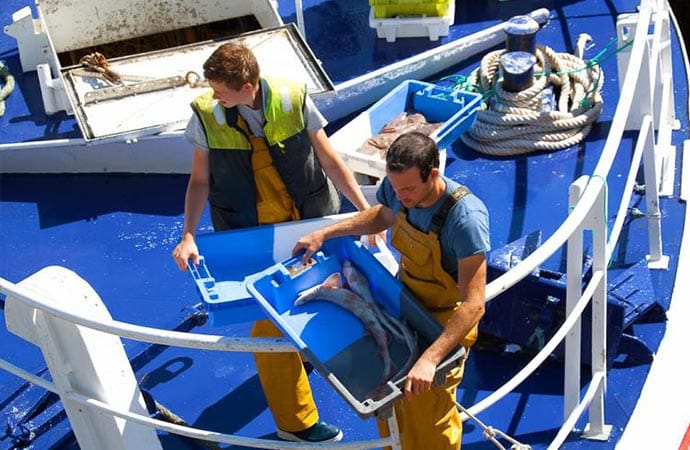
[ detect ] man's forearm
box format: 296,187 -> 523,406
326,162 -> 371,212
321,204 -> 391,240
420,300 -> 484,366
182,182 -> 209,238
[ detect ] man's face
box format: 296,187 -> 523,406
387,166 -> 439,209
209,79 -> 251,108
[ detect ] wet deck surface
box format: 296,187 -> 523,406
1,0 -> 688,448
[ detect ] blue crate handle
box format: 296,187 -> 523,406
279,249 -> 330,277
187,255 -> 220,303
353,346 -> 467,418
417,85 -> 465,106
431,92 -> 483,145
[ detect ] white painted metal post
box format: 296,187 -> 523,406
582,178 -> 612,441
294,0 -> 306,39
564,176 -> 588,421
656,73 -> 677,197
617,14 -> 653,131
653,0 -> 676,127
3,7 -> 51,73
640,115 -> 670,268
4,266 -> 162,450
649,1 -> 677,196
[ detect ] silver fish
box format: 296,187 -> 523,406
342,260 -> 404,341
294,272 -> 392,382
295,272 -> 343,302
342,260 -> 418,382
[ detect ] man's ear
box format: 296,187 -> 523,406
429,167 -> 441,180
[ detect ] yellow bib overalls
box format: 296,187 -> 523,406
194,82 -> 321,433
378,187 -> 478,449
247,129 -> 320,432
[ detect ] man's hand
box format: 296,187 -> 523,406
403,355 -> 437,399
172,233 -> 199,271
292,230 -> 326,265
364,230 -> 388,248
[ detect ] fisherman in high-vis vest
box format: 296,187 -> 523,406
172,42 -> 373,443
292,131 -> 490,449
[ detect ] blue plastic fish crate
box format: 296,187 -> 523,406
335,79 -> 482,180
245,236 -> 465,418
188,226 -> 277,325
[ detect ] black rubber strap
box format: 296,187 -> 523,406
430,186 -> 471,234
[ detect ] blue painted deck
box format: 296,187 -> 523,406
1,0 -> 688,448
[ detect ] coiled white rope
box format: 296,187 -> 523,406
0,61 -> 15,117
460,39 -> 603,156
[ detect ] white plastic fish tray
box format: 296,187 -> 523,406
330,79 -> 482,181
368,0 -> 455,42
245,236 -> 465,418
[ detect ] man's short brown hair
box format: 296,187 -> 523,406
203,42 -> 260,90
386,132 -> 439,182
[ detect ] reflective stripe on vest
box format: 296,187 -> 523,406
191,77 -> 337,227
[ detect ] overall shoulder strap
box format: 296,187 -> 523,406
430,186 -> 471,234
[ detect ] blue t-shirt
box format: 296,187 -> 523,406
376,176 -> 490,278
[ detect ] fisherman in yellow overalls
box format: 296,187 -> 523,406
294,131 -> 490,449
172,42 -> 373,443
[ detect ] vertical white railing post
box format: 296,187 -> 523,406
582,178 -> 612,441
650,1 -> 678,196
640,115 -> 671,268
656,72 -> 678,197
4,267 -> 162,450
617,13 -> 653,131
294,0 -> 307,39
564,176 -> 588,421
386,408 -> 403,450
653,0 -> 676,127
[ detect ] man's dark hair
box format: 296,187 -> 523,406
385,132 -> 439,182
203,42 -> 260,90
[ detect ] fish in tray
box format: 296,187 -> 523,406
294,262 -> 418,391
342,260 -> 417,382
359,111 -> 443,158
295,272 -> 393,382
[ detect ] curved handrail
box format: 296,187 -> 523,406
0,277 -> 297,352
465,270 -> 604,417
470,0 -> 659,431
484,1 -> 651,304
0,357 -> 394,450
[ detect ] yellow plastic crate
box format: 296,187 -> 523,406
369,0 -> 452,18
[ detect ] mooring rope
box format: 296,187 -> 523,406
0,61 -> 16,117
456,35 -> 612,156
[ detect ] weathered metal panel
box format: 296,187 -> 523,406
59,25 -> 334,144
37,0 -> 282,52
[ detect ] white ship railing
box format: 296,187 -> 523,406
0,275 -> 403,450
471,0 -> 679,448
0,0 -> 684,448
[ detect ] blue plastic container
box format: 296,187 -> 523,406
245,236 -> 465,417
189,226 -> 277,325
189,223 -> 405,326
367,80 -> 482,152
331,80 -> 482,178
339,79 -> 483,179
